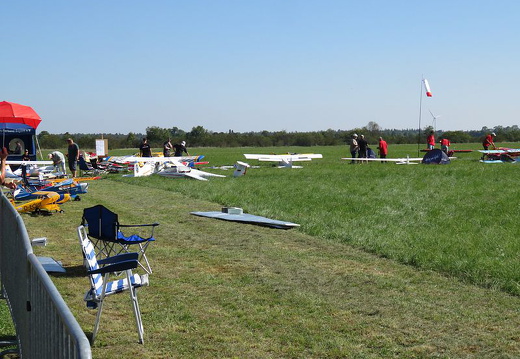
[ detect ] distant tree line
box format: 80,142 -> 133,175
37,123 -> 520,150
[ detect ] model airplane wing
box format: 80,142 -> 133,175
244,154 -> 322,162
244,153 -> 322,168
182,171 -> 209,181
342,157 -> 423,163
189,169 -> 226,178
122,156 -> 181,164
6,160 -> 53,165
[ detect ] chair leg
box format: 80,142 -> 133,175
92,274 -> 109,343
126,270 -> 144,344
138,243 -> 153,274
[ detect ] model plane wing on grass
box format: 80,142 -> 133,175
6,160 -> 53,166
341,156 -> 423,165
244,153 -> 323,168
122,156 -> 225,181
157,166 -> 226,181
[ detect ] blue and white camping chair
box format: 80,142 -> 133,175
81,204 -> 159,274
78,225 -> 149,344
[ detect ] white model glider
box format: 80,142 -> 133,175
244,153 -> 322,168
157,164 -> 226,181
5,161 -> 60,179
122,156 -> 225,181
6,160 -> 53,166
341,156 -> 423,165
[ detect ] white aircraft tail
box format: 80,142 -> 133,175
233,161 -> 250,177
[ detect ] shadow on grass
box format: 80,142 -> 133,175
56,265 -> 86,278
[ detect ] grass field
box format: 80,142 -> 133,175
3,143 -> 520,357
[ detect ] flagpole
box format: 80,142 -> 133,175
418,77 -> 423,157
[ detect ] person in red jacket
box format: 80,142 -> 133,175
378,137 -> 388,159
427,131 -> 435,150
440,137 -> 451,154
482,132 -> 496,150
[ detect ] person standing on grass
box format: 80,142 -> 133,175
163,138 -> 173,157
48,150 -> 67,174
427,131 -> 435,150
173,141 -> 189,157
139,138 -> 152,157
378,137 -> 388,160
482,132 -> 496,150
357,135 -> 368,163
349,134 -> 359,164
440,137 -> 451,155
66,138 -> 79,177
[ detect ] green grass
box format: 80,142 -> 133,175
111,143 -> 520,295
3,143 -> 520,357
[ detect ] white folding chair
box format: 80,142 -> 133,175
78,225 -> 149,344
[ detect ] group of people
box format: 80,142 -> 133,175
348,130 -> 498,161
427,131 -> 497,154
348,134 -> 388,163
428,131 -> 451,154
48,138 -> 80,177
0,138 -> 79,187
139,138 -> 189,157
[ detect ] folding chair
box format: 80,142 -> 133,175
78,225 -> 149,344
78,155 -> 99,176
81,204 -> 159,274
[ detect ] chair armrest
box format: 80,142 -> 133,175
118,222 -> 159,228
97,252 -> 138,265
87,259 -> 138,275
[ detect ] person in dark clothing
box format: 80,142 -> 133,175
139,138 -> 152,157
357,134 -> 368,162
21,149 -> 31,184
14,141 -> 23,154
173,141 -> 189,157
66,138 -> 79,177
163,138 -> 172,157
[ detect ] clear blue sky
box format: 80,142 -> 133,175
3,1 -> 519,134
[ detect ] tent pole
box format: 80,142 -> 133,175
35,132 -> 44,160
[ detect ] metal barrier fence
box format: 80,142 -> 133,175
0,192 -> 91,358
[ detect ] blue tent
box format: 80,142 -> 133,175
2,123 -> 37,162
422,149 -> 450,164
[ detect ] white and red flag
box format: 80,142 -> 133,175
423,79 -> 433,97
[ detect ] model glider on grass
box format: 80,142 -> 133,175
341,156 -> 423,165
122,156 -> 225,181
244,153 -> 323,168
479,148 -> 520,163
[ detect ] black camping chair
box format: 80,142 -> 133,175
78,155 -> 97,175
81,205 -> 159,274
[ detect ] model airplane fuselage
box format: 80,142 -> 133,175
11,191 -> 71,214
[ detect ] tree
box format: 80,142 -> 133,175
366,121 -> 381,133
187,126 -> 209,146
